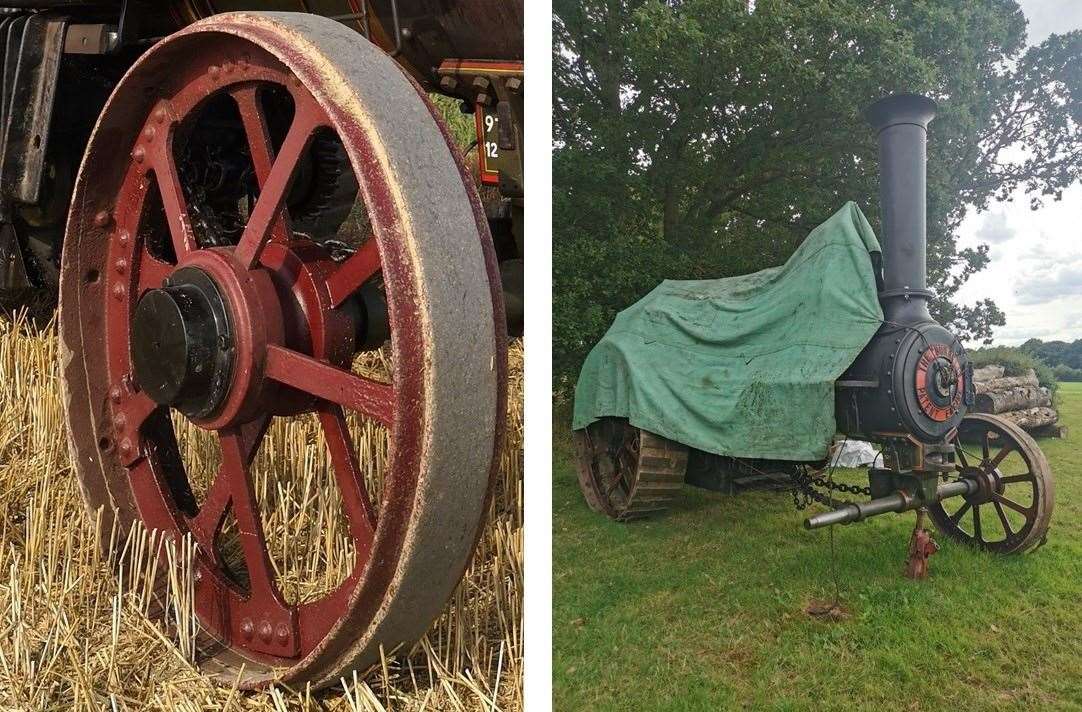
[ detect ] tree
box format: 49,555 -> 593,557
553,0 -> 1082,386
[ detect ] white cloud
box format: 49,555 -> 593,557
974,209 -> 1015,244
956,183 -> 1082,345
949,3 -> 1082,346
1017,0 -> 1082,44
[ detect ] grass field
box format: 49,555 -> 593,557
553,383 -> 1082,711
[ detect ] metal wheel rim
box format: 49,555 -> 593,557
929,412 -> 1053,554
574,419 -> 686,521
60,12 -> 505,689
574,419 -> 633,519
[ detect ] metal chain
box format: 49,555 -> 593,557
790,465 -> 871,510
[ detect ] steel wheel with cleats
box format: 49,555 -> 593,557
574,418 -> 688,521
59,12 -> 505,689
929,412 -> 1053,554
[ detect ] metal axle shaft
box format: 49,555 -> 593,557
804,479 -> 977,530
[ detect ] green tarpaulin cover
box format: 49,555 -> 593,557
573,202 -> 885,461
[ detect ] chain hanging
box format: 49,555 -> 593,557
790,464 -> 871,510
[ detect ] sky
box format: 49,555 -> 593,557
952,0 -> 1082,346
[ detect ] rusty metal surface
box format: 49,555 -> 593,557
928,412 -> 1054,554
575,420 -> 688,522
60,11 -> 505,689
903,510 -> 939,580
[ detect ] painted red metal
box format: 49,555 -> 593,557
914,343 -> 964,423
60,12 -> 505,689
903,510 -> 938,580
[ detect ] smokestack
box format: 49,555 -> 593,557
865,94 -> 938,323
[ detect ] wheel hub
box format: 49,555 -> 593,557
959,464 -> 1003,506
131,267 -> 234,418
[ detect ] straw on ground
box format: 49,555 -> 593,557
0,314 -> 522,711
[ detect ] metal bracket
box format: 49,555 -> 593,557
0,14 -> 66,206
63,23 -> 118,54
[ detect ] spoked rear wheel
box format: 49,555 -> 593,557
929,412 -> 1053,554
60,13 -> 505,689
574,418 -> 687,521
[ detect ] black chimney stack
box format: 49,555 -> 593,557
836,93 -> 970,445
864,93 -> 938,324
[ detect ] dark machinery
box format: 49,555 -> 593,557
0,0 -> 520,691
0,0 -> 524,331
576,94 -> 1053,573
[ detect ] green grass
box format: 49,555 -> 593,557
553,383 -> 1082,711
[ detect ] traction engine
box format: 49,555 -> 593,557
0,0 -> 520,689
576,95 -> 1053,574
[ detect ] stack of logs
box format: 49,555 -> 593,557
972,365 -> 1065,437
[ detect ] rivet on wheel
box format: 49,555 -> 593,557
276,623 -> 290,643
209,65 -> 221,79
112,284 -> 126,301
117,229 -> 130,246
259,621 -> 273,642
241,619 -> 254,639
119,439 -> 133,456
115,258 -> 128,275
132,146 -> 146,163
109,386 -> 122,404
143,126 -> 156,141
153,107 -> 167,124
94,211 -> 112,228
113,413 -> 127,430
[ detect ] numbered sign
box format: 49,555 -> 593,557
475,104 -> 514,186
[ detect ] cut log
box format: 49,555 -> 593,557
1031,423 -> 1068,440
975,385 -> 1051,413
997,407 -> 1058,430
974,370 -> 1039,394
973,365 -> 1005,382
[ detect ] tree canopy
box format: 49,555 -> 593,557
553,0 -> 1082,387
1023,337 -> 1082,371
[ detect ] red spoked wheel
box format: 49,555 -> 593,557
60,12 -> 505,689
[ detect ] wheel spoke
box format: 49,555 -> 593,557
955,446 -> 969,469
950,500 -> 972,525
188,430 -> 283,602
264,344 -> 394,426
233,108 -> 321,269
231,85 -> 292,245
1000,473 -> 1035,485
326,238 -> 380,308
981,431 -> 990,462
219,432 -> 282,601
317,404 -> 377,558
972,504 -> 983,542
135,248 -> 173,297
122,391 -> 162,432
992,493 -> 1033,518
147,140 -> 199,257
238,413 -> 272,466
188,455 -> 232,552
993,500 -> 1014,538
988,444 -> 1012,470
